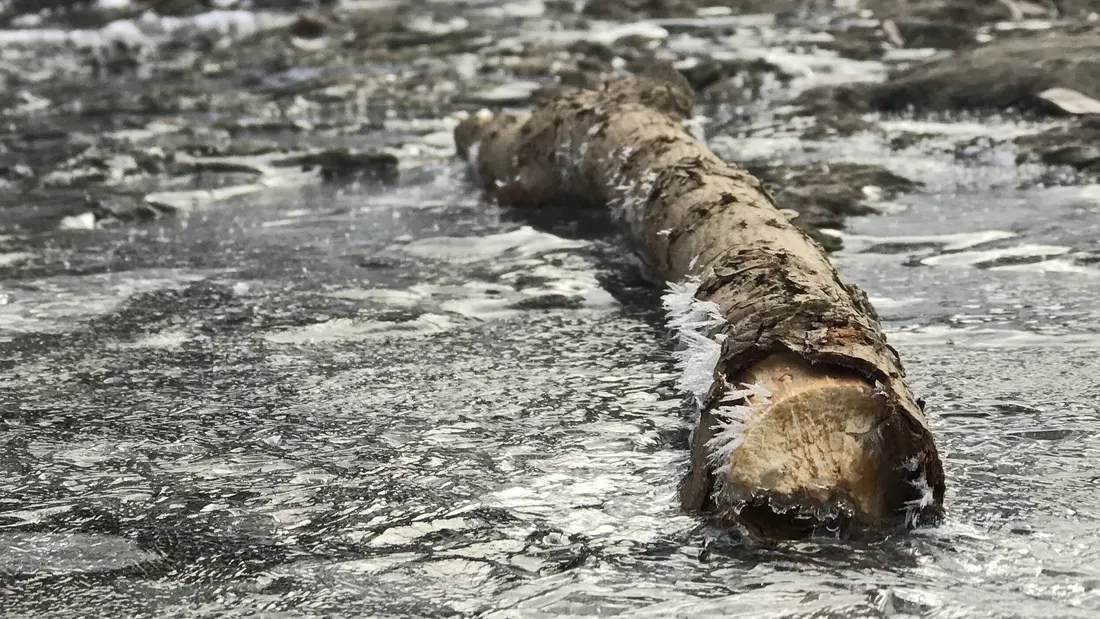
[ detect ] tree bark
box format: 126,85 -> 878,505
453,70 -> 945,538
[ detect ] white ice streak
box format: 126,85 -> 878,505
662,280 -> 725,407
705,405 -> 751,469
663,279 -> 777,471
0,10 -> 290,48
720,383 -> 772,403
577,123 -> 602,163
705,383 -> 772,474
672,329 -> 722,408
551,115 -> 605,190
901,472 -> 936,527
607,146 -> 660,239
662,281 -> 723,334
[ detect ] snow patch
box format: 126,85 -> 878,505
520,21 -> 667,46
0,10 -> 291,48
264,314 -> 455,345
824,229 -> 1017,254
0,252 -> 32,267
116,330 -> 191,350
398,226 -> 586,264
59,212 -> 96,231
920,244 -> 1071,267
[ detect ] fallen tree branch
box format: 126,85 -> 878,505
453,68 -> 944,538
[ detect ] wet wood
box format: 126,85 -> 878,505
453,69 -> 944,537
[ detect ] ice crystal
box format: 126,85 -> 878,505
901,472 -> 935,527
706,386 -> 771,474
662,280 -> 770,469
661,280 -> 723,406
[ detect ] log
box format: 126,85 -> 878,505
453,68 -> 945,538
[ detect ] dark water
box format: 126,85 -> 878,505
3,7 -> 1100,619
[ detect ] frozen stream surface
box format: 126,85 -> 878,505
4,158 -> 1100,618
3,6 -> 1100,619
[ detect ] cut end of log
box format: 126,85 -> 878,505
707,354 -> 942,539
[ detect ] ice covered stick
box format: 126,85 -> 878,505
453,66 -> 944,538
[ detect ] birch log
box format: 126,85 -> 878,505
454,70 -> 945,538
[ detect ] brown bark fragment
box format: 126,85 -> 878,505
454,70 -> 945,537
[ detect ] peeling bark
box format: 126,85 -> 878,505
453,69 -> 944,538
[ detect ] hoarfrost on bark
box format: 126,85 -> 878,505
902,473 -> 936,527
662,281 -> 723,333
902,455 -> 921,472
706,387 -> 772,475
611,169 -> 658,234
719,382 -> 772,403
662,280 -> 724,407
577,123 -> 602,164
608,147 -> 658,239
671,329 -> 722,407
662,279 -> 773,473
